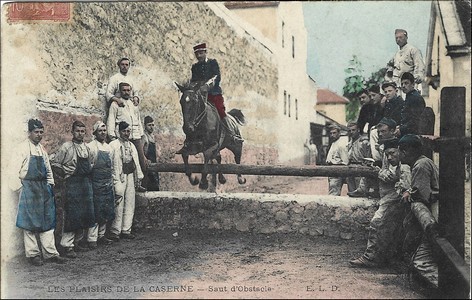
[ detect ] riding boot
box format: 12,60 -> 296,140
220,116 -> 243,144
176,139 -> 189,154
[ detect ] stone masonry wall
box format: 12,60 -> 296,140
134,193 -> 377,241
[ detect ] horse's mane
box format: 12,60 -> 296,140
180,80 -> 203,91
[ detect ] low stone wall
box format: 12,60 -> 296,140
135,192 -> 377,240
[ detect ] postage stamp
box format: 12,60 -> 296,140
7,2 -> 71,22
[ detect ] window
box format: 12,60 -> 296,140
292,36 -> 295,58
282,21 -> 285,48
295,99 -> 298,120
284,91 -> 287,115
288,94 -> 291,117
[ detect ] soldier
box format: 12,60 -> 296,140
326,125 -> 349,196
399,134 -> 439,288
108,121 -> 144,241
177,42 -> 241,154
350,138 -> 411,268
346,121 -> 371,192
12,119 -> 67,265
85,121 -> 115,247
50,121 -> 95,258
142,116 -> 160,191
385,29 -> 425,87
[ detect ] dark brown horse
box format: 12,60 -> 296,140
175,81 -> 246,190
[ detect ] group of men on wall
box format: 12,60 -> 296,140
324,29 -> 440,288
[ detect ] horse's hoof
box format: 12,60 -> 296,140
218,175 -> 227,184
199,181 -> 209,190
238,177 -> 247,184
190,176 -> 200,186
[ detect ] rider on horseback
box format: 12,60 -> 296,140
176,42 -> 241,154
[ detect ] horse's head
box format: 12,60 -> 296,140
175,81 -> 206,134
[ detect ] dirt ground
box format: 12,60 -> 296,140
2,177 -> 469,299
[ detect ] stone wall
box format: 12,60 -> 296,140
134,192 -> 377,240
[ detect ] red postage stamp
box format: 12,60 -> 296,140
7,2 -> 71,22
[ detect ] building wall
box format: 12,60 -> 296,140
428,13 -> 471,137
275,2 -> 316,163
225,2 -> 317,164
316,104 -> 347,125
225,5 -> 277,42
1,1 -> 282,260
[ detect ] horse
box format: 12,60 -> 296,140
175,80 -> 247,190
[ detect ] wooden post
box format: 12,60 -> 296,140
439,87 -> 467,298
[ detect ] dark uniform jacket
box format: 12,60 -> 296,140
191,58 -> 222,95
383,95 -> 404,125
400,90 -> 425,136
357,103 -> 383,135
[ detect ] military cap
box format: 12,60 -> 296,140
28,119 -> 43,132
399,134 -> 422,148
401,72 -> 415,83
381,138 -> 399,150
378,117 -> 397,129
118,121 -> 130,131
193,42 -> 207,52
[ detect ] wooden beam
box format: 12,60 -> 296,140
148,163 -> 378,178
410,202 -> 470,295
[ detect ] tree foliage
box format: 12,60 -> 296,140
342,55 -> 387,122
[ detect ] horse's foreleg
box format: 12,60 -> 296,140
215,154 -> 226,184
182,153 -> 199,185
198,150 -> 212,190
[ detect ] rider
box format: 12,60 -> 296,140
176,42 -> 232,154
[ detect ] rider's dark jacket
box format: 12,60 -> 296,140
191,58 -> 222,95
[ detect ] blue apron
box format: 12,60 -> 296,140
143,140 -> 160,191
63,149 -> 95,232
16,154 -> 56,232
91,150 -> 115,224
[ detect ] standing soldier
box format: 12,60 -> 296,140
142,116 -> 160,191
346,121 -> 371,193
50,121 -> 95,258
385,29 -> 425,87
108,121 -> 144,241
12,119 -> 67,265
326,125 -> 349,196
106,57 -> 140,109
85,121 -> 115,247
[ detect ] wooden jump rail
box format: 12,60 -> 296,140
148,163 -> 379,178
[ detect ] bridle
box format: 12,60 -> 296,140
183,88 -> 207,130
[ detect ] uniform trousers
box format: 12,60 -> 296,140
328,177 -> 345,196
24,229 -> 60,258
110,173 -> 135,235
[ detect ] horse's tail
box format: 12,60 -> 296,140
228,109 -> 246,126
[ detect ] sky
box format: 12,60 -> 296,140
303,1 -> 432,95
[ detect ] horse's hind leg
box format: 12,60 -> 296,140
215,153 -> 227,184
182,153 -> 199,185
232,144 -> 246,184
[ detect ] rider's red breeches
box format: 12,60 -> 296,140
208,94 -> 226,118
